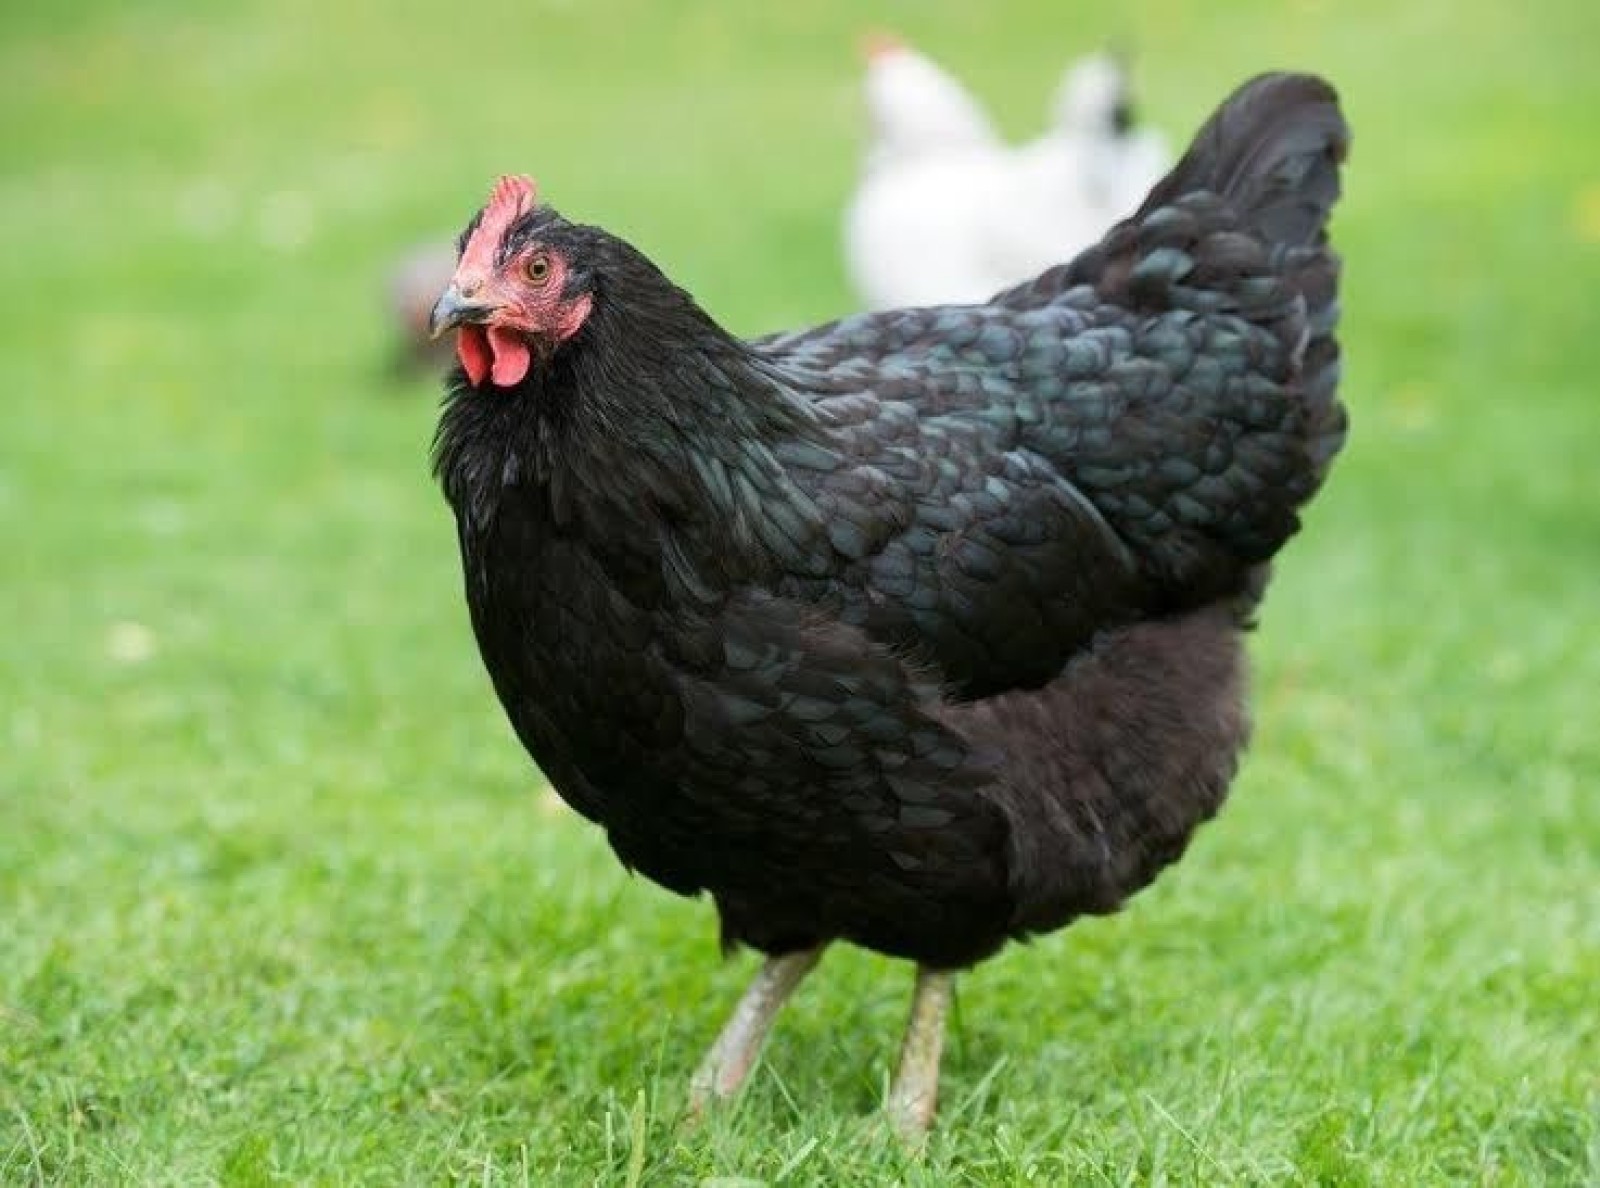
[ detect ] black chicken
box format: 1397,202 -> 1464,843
429,72 -> 1349,1137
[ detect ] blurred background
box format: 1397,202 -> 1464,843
3,0 -> 1597,1182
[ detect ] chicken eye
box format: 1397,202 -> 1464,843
525,254 -> 552,284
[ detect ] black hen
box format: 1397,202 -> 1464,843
430,72 -> 1349,1136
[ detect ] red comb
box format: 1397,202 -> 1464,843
860,29 -> 905,62
459,174 -> 539,276
488,174 -> 537,218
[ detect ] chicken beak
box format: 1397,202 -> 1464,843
428,286 -> 492,339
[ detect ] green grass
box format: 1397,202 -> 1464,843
3,0 -> 1598,1182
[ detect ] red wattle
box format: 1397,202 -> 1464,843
487,325 -> 532,387
457,326 -> 491,386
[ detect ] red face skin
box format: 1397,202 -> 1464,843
446,175 -> 594,388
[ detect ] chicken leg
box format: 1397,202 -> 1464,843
687,946 -> 824,1112
885,966 -> 954,1140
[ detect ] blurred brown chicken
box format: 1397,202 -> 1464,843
383,241 -> 457,376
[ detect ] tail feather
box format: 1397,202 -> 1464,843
1157,73 -> 1351,489
998,72 -> 1350,589
1005,71 -> 1348,322
1137,72 -> 1346,249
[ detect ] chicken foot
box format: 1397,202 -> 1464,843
886,966 -> 954,1141
687,946 -> 824,1112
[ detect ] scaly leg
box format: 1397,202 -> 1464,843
687,946 -> 824,1112
886,966 -> 954,1141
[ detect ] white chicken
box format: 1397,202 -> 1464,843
996,51 -> 1173,275
842,34 -> 1014,309
1050,51 -> 1171,216
842,41 -> 1172,311
856,31 -> 1000,161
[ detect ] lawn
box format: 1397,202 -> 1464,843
2,0 -> 1598,1183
